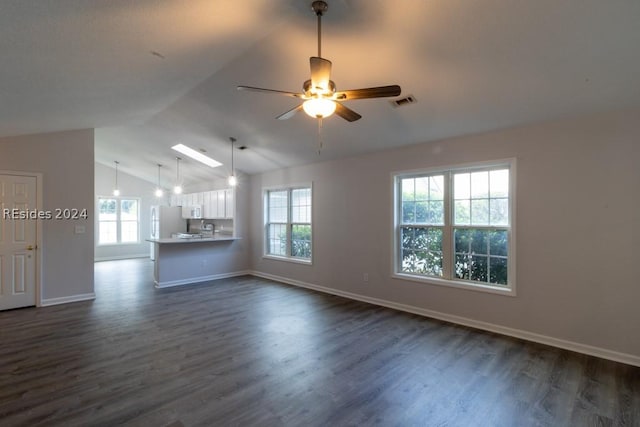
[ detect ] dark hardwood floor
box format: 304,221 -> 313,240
0,259 -> 638,426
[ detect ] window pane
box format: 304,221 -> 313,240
98,198 -> 117,221
267,224 -> 287,256
454,200 -> 470,225
470,255 -> 488,282
471,199 -> 489,225
427,228 -> 443,252
400,226 -> 443,277
402,178 -> 415,202
470,229 -> 488,254
268,191 -> 288,222
490,169 -> 509,198
489,230 -> 508,256
415,177 -> 428,201
99,221 -> 117,244
430,175 -> 444,200
415,201 -> 428,223
490,257 -> 508,285
455,228 -> 507,285
489,198 -> 509,226
291,224 -> 311,259
455,253 -> 470,280
121,199 -> 138,220
471,171 -> 489,198
454,229 -> 471,253
427,201 -> 444,225
121,221 -> 138,243
402,201 -> 415,223
291,188 -> 311,223
454,173 -> 470,200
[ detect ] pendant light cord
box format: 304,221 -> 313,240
230,137 -> 236,176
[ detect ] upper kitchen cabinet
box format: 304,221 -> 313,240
224,189 -> 234,219
171,189 -> 234,219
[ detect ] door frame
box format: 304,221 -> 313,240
1,170 -> 43,307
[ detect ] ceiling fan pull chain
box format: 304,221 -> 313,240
317,117 -> 324,154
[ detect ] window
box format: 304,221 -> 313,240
394,161 -> 514,294
98,197 -> 140,245
264,186 -> 312,262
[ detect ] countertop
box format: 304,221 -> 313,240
147,236 -> 240,244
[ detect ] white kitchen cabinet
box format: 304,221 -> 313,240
224,189 -> 234,218
202,191 -> 212,218
216,191 -> 225,218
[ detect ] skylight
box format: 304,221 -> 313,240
171,144 -> 221,168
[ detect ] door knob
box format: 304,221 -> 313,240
26,245 -> 34,251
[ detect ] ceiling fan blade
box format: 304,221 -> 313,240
333,85 -> 401,100
237,86 -> 305,99
334,103 -> 362,122
310,57 -> 332,91
276,105 -> 303,120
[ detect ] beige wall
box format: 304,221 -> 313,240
0,129 -> 95,302
249,107 -> 640,359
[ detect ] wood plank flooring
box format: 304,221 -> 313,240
1,258 -> 639,426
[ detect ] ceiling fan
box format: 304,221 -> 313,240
237,0 -> 401,122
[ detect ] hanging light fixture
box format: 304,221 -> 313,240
228,137 -> 238,187
155,164 -> 163,198
173,157 -> 183,194
302,97 -> 336,118
112,160 -> 121,196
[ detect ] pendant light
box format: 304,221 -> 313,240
228,137 -> 238,187
155,164 -> 163,198
173,157 -> 183,194
112,160 -> 121,196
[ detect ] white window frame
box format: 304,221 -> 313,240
97,196 -> 141,246
263,184 -> 313,264
392,159 -> 516,296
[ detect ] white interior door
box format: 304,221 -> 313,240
0,174 -> 37,310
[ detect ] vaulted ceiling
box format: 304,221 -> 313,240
2,0 -> 640,186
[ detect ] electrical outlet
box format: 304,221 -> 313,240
363,273 -> 369,282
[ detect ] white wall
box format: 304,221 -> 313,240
94,162 -> 158,260
248,107 -> 640,360
0,129 -> 94,302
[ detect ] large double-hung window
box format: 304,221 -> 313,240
394,160 -> 515,294
264,186 -> 312,262
98,197 -> 140,245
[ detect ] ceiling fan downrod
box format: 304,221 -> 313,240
312,1 -> 328,58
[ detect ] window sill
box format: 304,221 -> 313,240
392,272 -> 516,297
97,242 -> 142,247
262,255 -> 312,266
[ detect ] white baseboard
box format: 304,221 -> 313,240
250,271 -> 640,367
41,293 -> 96,307
94,254 -> 150,262
155,270 -> 251,289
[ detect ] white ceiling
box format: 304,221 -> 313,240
3,0 -> 640,187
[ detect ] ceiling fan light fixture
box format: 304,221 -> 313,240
303,98 -> 336,118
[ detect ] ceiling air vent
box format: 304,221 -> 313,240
390,95 -> 417,108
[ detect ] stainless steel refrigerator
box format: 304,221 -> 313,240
150,205 -> 184,260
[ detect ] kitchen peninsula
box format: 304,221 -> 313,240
148,235 -> 242,288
